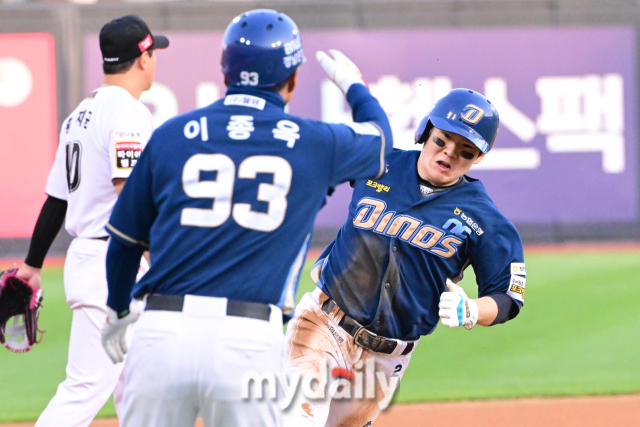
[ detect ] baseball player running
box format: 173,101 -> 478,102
99,9 -> 392,427
283,89 -> 526,426
15,15 -> 168,427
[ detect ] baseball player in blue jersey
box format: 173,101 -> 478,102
283,89 -> 526,426
99,9 -> 392,427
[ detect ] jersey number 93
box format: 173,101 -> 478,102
181,154 -> 292,232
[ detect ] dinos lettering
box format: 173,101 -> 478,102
353,197 -> 463,259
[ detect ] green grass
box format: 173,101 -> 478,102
0,268 -> 117,422
1,251 -> 639,421
393,251 -> 640,402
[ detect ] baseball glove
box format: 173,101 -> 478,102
0,268 -> 43,353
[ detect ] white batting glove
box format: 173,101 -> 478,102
101,300 -> 141,364
316,49 -> 367,94
439,279 -> 478,330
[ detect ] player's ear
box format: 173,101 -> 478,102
138,51 -> 151,70
473,152 -> 485,165
287,69 -> 299,94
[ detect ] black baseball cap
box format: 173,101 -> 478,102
100,15 -> 169,65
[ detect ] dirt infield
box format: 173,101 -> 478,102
3,394 -> 639,426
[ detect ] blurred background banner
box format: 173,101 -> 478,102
0,33 -> 57,238
84,27 -> 637,231
1,1 -> 639,254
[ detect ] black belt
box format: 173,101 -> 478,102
321,298 -> 414,356
93,236 -> 109,241
146,295 -> 271,322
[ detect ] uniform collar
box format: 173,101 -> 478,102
225,86 -> 286,110
395,150 -> 474,207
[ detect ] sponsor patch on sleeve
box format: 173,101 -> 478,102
115,142 -> 142,169
506,275 -> 526,302
510,262 -> 526,276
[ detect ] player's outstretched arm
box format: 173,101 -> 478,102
316,49 -> 367,94
316,49 -> 393,147
474,297 -> 498,326
438,279 -> 499,329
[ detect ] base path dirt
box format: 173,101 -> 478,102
376,395 -> 640,427
3,394 -> 639,427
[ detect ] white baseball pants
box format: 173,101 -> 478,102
282,288 -> 418,427
36,238 -> 128,427
120,295 -> 285,427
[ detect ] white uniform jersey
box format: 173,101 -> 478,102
46,86 -> 153,238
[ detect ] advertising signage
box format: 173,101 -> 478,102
84,27 -> 636,227
0,34 -> 57,238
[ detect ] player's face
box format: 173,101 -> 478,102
417,127 -> 485,186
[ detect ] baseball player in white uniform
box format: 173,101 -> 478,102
15,15 -> 168,427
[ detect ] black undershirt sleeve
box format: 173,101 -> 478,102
488,293 -> 520,325
24,195 -> 68,269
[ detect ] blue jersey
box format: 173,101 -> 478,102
106,84 -> 391,314
315,149 -> 525,341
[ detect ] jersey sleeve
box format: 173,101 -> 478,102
45,134 -> 69,201
327,84 -> 393,186
106,140 -> 157,249
311,239 -> 336,284
107,102 -> 154,180
471,220 -> 526,308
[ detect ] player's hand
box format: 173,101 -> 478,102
15,264 -> 42,292
101,300 -> 141,364
316,49 -> 367,94
439,279 -> 478,330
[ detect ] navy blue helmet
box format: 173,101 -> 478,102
221,9 -> 305,88
415,89 -> 500,153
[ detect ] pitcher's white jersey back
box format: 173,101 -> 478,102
46,86 -> 153,238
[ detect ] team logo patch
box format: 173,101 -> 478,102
507,275 -> 526,302
442,218 -> 471,239
511,263 -> 526,276
460,104 -> 485,124
366,180 -> 390,193
115,142 -> 142,169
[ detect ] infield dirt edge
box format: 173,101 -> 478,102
3,394 -> 639,427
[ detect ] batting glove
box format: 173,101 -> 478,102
439,279 -> 478,330
101,300 -> 141,364
316,49 -> 367,94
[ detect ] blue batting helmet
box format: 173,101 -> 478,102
221,9 -> 305,88
414,89 -> 500,153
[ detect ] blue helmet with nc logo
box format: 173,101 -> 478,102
221,9 -> 305,88
414,88 -> 499,153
